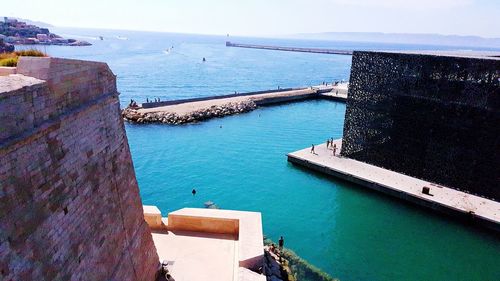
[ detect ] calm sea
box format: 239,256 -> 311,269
34,27 -> 500,281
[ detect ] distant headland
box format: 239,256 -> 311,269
0,17 -> 91,46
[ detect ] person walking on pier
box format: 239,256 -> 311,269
326,139 -> 330,148
311,144 -> 315,154
333,144 -> 337,156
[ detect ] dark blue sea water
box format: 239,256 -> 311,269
37,28 -> 500,281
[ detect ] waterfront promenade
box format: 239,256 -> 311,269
139,87 -> 321,114
288,140 -> 500,231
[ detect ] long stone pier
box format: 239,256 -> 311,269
122,84 -> 347,124
226,41 -> 353,55
287,140 -> 500,232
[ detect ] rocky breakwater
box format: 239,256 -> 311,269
263,239 -> 339,281
122,100 -> 257,124
262,246 -> 294,281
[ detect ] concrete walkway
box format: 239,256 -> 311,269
287,140 -> 500,231
138,87 -> 326,114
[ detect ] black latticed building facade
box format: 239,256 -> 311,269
341,51 -> 500,201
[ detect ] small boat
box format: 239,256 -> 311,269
202,57 -> 206,62
99,36 -> 104,40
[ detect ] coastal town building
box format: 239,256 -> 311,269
0,38 -> 14,53
0,17 -> 90,46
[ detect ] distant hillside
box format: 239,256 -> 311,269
290,32 -> 500,49
1,17 -> 54,28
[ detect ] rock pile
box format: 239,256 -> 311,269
0,39 -> 14,53
122,100 -> 257,125
262,246 -> 293,281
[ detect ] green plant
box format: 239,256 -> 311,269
0,57 -> 18,67
0,49 -> 46,67
15,49 -> 46,57
0,52 -> 16,60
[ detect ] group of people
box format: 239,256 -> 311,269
268,236 -> 285,262
327,138 -> 338,156
128,99 -> 138,108
146,97 -> 162,103
128,97 -> 164,108
320,80 -> 344,86
310,138 -> 338,156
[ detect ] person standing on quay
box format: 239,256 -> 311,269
310,144 -> 315,154
333,144 -> 337,156
326,139 -> 330,148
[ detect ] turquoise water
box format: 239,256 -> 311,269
36,28 -> 500,280
126,101 -> 500,281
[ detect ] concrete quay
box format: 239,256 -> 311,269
287,140 -> 500,232
123,84 -> 346,124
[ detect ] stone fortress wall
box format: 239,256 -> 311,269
0,57 -> 159,280
341,51 -> 500,201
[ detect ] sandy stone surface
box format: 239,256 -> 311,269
0,74 -> 44,93
153,230 -> 238,281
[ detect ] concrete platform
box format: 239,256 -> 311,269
152,230 -> 238,281
167,208 -> 264,269
147,207 -> 266,281
287,140 -> 500,232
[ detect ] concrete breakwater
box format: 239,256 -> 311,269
122,85 -> 345,125
226,41 -> 353,55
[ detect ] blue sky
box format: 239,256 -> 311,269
3,0 -> 499,37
